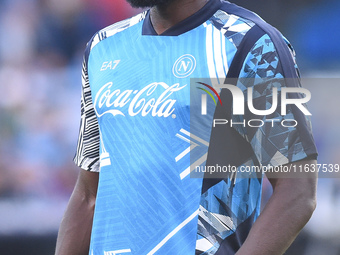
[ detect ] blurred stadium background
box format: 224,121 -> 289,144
0,0 -> 339,254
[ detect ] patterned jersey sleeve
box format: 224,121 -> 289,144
233,33 -> 318,167
73,47 -> 101,172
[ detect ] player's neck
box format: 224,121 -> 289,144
150,0 -> 209,34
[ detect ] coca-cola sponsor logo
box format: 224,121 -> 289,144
94,82 -> 186,118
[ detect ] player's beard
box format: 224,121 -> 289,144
126,0 -> 176,8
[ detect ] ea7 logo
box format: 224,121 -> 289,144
198,82 -> 312,116
100,60 -> 120,71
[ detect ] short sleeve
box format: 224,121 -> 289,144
73,50 -> 100,172
233,33 -> 318,167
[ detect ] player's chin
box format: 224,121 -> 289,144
126,0 -> 175,8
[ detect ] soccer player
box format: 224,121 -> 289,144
55,0 -> 318,254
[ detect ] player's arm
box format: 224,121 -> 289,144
235,159 -> 317,255
55,170 -> 99,255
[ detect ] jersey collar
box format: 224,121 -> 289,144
142,0 -> 222,36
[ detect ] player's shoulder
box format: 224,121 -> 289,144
214,1 -> 257,30
218,1 -> 272,33
218,1 -> 292,52
86,11 -> 147,52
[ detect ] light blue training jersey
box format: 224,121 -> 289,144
74,0 -> 317,254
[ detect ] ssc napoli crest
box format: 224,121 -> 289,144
172,54 -> 196,78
